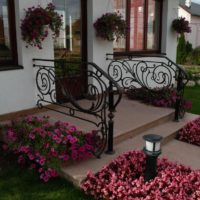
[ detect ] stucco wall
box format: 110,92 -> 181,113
161,0 -> 179,61
0,0 -> 54,115
178,6 -> 191,22
87,0 -> 113,69
190,16 -> 200,48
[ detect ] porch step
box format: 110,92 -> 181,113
61,112 -> 199,187
114,111 -> 174,144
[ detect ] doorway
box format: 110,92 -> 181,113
53,0 -> 87,103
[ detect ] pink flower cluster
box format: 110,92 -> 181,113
3,116 -> 95,182
21,3 -> 62,49
178,117 -> 200,146
126,87 -> 192,110
94,12 -> 126,41
81,150 -> 200,199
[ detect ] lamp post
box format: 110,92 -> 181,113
143,134 -> 163,182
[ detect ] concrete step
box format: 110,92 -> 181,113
61,112 -> 199,187
114,111 -> 174,144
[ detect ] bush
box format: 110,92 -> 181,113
191,46 -> 200,65
1,116 -> 95,182
177,117 -> 200,146
81,150 -> 200,199
126,87 -> 192,110
177,34 -> 187,64
186,41 -> 193,54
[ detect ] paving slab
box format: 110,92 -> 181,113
162,140 -> 200,170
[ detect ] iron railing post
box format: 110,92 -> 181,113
106,81 -> 115,154
175,69 -> 183,121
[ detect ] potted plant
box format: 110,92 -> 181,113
93,12 -> 126,41
172,17 -> 191,34
21,3 -> 63,49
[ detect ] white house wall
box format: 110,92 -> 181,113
178,6 -> 191,22
189,16 -> 200,48
0,0 -> 179,116
0,0 -> 54,116
87,0 -> 113,88
161,0 -> 179,62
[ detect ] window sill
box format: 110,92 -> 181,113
106,52 -> 167,60
114,51 -> 166,56
0,65 -> 24,72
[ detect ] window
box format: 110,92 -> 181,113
0,0 -> 18,66
114,0 -> 162,54
53,0 -> 86,62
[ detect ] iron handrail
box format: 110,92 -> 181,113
33,58 -> 123,111
33,58 -> 123,157
106,53 -> 189,81
106,53 -> 189,120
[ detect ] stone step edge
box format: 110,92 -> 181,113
114,111 -> 174,145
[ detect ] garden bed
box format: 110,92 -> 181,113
0,116 -> 96,182
0,148 -> 93,200
177,117 -> 200,146
126,87 -> 192,110
81,150 -> 200,199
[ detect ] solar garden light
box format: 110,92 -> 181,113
143,134 -> 163,182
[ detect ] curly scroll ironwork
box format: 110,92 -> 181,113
107,54 -> 189,120
108,58 -> 177,90
33,59 -> 122,157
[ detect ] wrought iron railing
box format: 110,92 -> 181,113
33,59 -> 122,157
106,54 -> 189,121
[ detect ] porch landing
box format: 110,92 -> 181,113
33,97 -> 199,186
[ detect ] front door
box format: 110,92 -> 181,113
53,0 -> 87,103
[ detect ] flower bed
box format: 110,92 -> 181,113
1,116 -> 95,182
126,87 -> 192,109
177,117 -> 200,146
81,150 -> 200,199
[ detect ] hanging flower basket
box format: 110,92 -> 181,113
21,3 -> 63,49
93,12 -> 126,41
172,17 -> 191,34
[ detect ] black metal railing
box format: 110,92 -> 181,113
106,54 -> 189,121
33,59 -> 122,158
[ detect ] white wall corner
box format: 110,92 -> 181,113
0,0 -> 55,115
161,0 -> 179,62
87,0 -> 114,71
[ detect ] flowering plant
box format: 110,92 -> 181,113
2,116 -> 95,182
126,87 -> 192,110
172,17 -> 191,34
82,150 -> 200,199
21,3 -> 63,49
94,12 -> 126,41
178,117 -> 200,146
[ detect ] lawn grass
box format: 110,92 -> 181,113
0,154 -> 93,200
184,85 -> 200,115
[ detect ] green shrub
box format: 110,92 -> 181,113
192,46 -> 200,65
176,34 -> 187,64
186,41 -> 193,54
